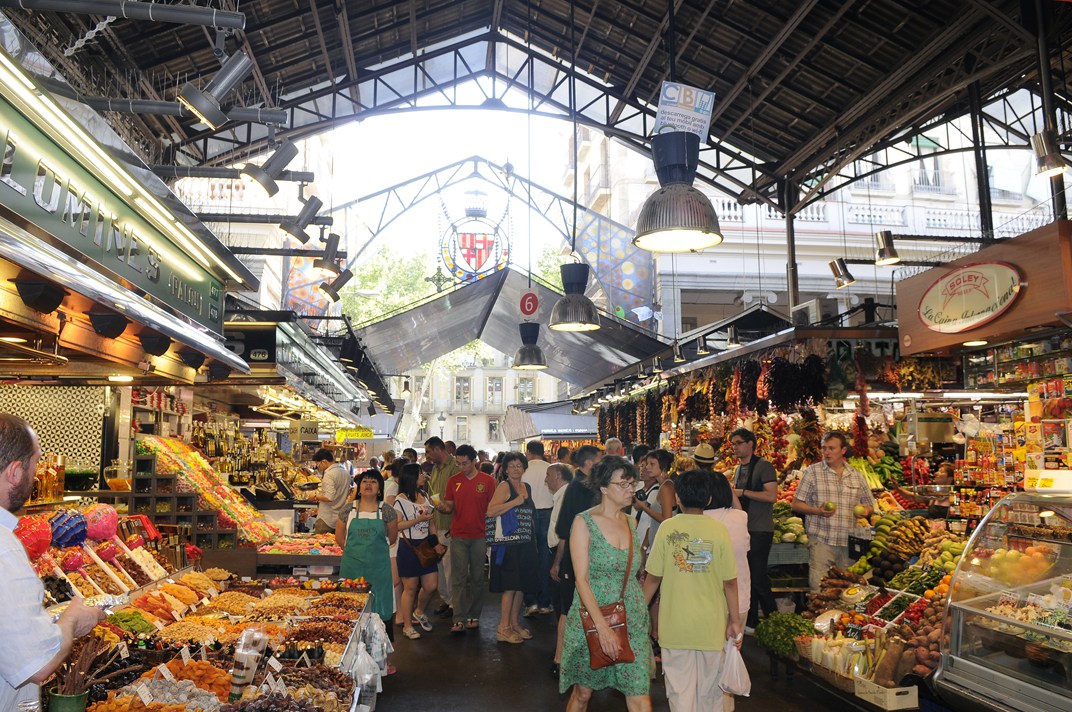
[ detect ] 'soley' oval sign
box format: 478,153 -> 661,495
918,262 -> 1023,334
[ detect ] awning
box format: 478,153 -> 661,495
504,401 -> 598,441
355,268 -> 667,388
0,215 -> 248,373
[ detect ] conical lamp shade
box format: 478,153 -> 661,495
829,258 -> 856,289
513,322 -> 548,370
549,263 -> 600,331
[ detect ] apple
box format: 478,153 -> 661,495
853,505 -> 868,517
822,501 -> 837,513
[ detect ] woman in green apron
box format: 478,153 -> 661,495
336,469 -> 398,648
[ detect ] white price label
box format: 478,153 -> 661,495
267,655 -> 283,672
274,677 -> 289,695
135,683 -> 153,705
190,602 -> 198,613
208,586 -> 219,598
265,672 -> 277,689
118,642 -> 129,660
228,615 -> 241,624
297,651 -> 312,668
153,620 -> 166,631
166,578 -> 175,584
311,580 -> 321,590
241,576 -> 251,582
180,646 -> 191,666
158,664 -> 175,681
200,645 -> 208,662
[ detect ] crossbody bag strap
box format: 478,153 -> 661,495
618,516 -> 633,602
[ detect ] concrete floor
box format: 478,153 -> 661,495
376,592 -> 861,711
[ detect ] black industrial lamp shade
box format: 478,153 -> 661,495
241,140 -> 299,197
12,280 -> 68,314
87,311 -> 129,339
178,350 -> 207,370
548,263 -> 600,332
207,363 -> 232,381
280,196 -> 324,244
138,333 -> 172,356
633,132 -> 723,252
313,233 -> 342,277
512,322 -> 548,370
319,269 -> 353,303
176,51 -> 255,129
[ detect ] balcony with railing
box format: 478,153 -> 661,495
848,205 -> 906,226
850,174 -> 896,193
912,169 -> 958,196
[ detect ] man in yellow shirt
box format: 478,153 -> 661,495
425,436 -> 459,617
643,470 -> 742,712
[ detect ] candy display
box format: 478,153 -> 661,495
256,534 -> 342,557
14,513 -> 52,558
85,502 -> 120,541
49,509 -> 89,547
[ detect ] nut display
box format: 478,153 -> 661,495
141,660 -> 232,703
203,592 -> 259,616
221,693 -> 320,711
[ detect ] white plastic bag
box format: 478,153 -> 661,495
718,636 -> 751,697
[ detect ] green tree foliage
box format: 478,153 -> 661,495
340,247 -> 437,326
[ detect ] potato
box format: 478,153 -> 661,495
915,647 -> 930,664
911,664 -> 932,677
928,651 -> 941,664
927,629 -> 942,643
929,642 -> 940,652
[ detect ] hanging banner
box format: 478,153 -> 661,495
335,426 -> 375,443
917,262 -> 1023,334
653,81 -> 716,138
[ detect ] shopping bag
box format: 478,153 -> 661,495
718,636 -> 750,696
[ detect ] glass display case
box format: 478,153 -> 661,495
935,492 -> 1072,712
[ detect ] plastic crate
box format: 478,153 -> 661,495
768,543 -> 810,565
849,535 -> 873,558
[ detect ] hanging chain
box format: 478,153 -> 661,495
64,16 -> 117,57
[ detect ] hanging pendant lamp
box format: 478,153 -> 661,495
874,230 -> 901,266
829,258 -> 856,289
512,322 -> 549,369
634,132 -> 723,252
672,340 -> 685,363
549,263 -> 601,331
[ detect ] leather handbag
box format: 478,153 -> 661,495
403,534 -> 443,568
577,517 -> 636,670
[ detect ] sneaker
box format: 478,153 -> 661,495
433,603 -> 452,618
537,606 -> 555,615
744,626 -> 755,636
523,604 -> 539,617
412,613 -> 433,632
402,627 -> 421,640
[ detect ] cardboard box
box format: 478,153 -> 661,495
853,675 -> 919,710
1043,421 -> 1067,450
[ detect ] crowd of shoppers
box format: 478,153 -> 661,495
319,426 -> 863,710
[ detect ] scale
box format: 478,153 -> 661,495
1022,469 -> 1072,493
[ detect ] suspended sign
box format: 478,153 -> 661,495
289,420 -> 320,442
520,290 -> 539,320
917,262 -> 1023,334
335,426 -> 375,443
653,81 -> 716,138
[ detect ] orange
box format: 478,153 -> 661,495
924,590 -> 936,600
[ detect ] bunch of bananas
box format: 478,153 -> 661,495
877,516 -> 930,558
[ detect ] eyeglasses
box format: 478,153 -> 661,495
729,440 -> 748,447
607,480 -> 636,490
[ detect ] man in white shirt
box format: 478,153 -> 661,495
522,440 -> 554,616
0,414 -> 103,708
312,448 -> 352,534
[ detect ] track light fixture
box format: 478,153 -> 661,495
725,325 -> 741,348
241,138 -> 299,198
207,363 -> 232,381
672,340 -> 685,363
313,233 -> 342,277
401,379 -> 412,398
695,336 -> 710,356
87,311 -> 129,339
367,403 -> 376,417
1031,130 -> 1067,177
12,279 -> 67,314
138,333 -> 172,356
178,350 -> 207,370
280,194 -> 324,244
634,132 -> 723,252
512,322 -> 549,370
177,50 -> 255,130
548,263 -> 601,332
874,230 -> 900,266
319,269 -> 353,303
651,357 -> 664,374
829,258 -> 856,289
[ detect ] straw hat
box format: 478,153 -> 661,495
693,442 -> 716,464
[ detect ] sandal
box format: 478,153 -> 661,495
513,627 -> 532,640
451,621 -> 465,634
402,627 -> 421,640
465,618 -> 480,630
497,627 -> 523,644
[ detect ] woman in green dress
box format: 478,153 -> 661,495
559,456 -> 652,711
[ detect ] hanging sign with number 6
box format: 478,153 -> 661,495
520,290 -> 539,319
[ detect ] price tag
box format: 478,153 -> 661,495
153,620 -> 166,631
200,645 -> 208,662
166,578 -> 175,584
274,677 -> 289,695
267,655 -> 283,672
311,580 -> 321,590
845,623 -> 865,640
158,664 -> 175,681
228,615 -> 241,624
854,601 -> 868,614
135,683 -> 154,705
189,602 -> 198,613
118,642 -> 129,660
241,576 -> 251,582
208,586 -> 219,598
265,672 -> 277,688
998,590 -> 1021,607
180,646 -> 191,666
297,651 -> 312,668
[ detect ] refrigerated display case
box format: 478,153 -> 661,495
935,492 -> 1072,712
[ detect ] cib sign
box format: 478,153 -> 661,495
918,262 -> 1023,334
289,420 -> 320,442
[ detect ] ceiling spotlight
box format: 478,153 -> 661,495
1031,129 -> 1067,177
548,263 -> 601,331
651,357 -> 664,374
726,325 -> 742,348
829,258 -> 856,289
672,340 -> 685,363
178,350 -> 207,370
512,322 -> 548,370
695,336 -> 710,356
107,375 -> 134,383
11,279 -> 68,314
241,140 -> 299,198
0,336 -> 27,344
962,339 -> 988,347
874,230 -> 901,266
634,132 -> 723,252
280,195 -> 324,244
367,403 -> 376,417
207,363 -> 232,381
313,233 -> 342,277
637,362 -> 648,379
177,51 -> 255,129
318,268 -> 353,303
87,311 -> 130,339
401,379 -> 412,398
138,333 -> 172,356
